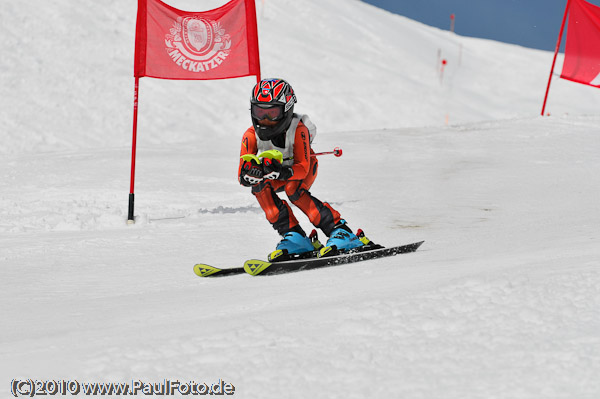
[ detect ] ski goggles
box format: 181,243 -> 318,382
251,104 -> 285,121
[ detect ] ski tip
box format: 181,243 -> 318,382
409,241 -> 425,251
244,259 -> 272,276
193,264 -> 223,277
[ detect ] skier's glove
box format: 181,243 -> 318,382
262,157 -> 293,181
239,156 -> 264,187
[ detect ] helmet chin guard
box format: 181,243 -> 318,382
253,110 -> 294,141
250,79 -> 297,141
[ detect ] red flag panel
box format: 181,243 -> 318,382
134,0 -> 260,80
561,0 -> 600,87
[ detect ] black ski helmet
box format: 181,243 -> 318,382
250,78 -> 297,141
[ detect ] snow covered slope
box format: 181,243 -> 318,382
1,1 -> 599,398
2,0 -> 600,155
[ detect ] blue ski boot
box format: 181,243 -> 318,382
268,231 -> 317,262
319,220 -> 363,257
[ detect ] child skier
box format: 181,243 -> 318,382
238,78 -> 364,260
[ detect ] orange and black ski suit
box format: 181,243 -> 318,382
239,121 -> 342,237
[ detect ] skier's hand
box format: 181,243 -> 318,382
263,157 -> 293,180
239,157 -> 263,186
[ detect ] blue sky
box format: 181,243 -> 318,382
360,0 -> 600,52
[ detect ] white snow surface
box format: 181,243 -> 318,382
1,0 -> 600,398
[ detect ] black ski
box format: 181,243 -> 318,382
243,241 -> 424,276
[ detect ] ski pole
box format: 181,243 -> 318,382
313,147 -> 343,157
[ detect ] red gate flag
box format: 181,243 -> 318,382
128,0 -> 260,223
561,0 -> 600,87
134,0 -> 260,80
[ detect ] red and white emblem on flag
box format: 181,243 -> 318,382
165,17 -> 232,73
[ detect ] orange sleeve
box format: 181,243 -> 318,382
238,127 -> 258,178
290,122 -> 311,180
